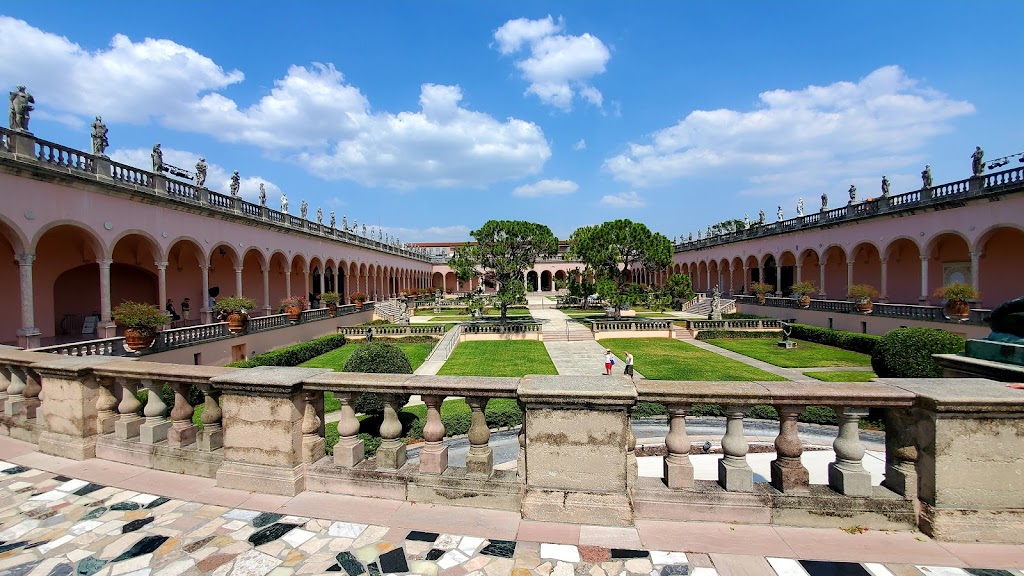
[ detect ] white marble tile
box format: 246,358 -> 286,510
28,489 -> 65,502
437,550 -> 469,570
691,568 -> 719,576
916,568 -> 970,576
154,559 -> 196,576
222,520 -> 247,531
650,551 -> 689,565
223,509 -> 261,521
864,564 -> 896,576
128,493 -> 160,505
767,558 -> 809,576
230,549 -> 282,576
457,536 -> 485,555
279,515 -> 309,525
281,528 -> 315,548
111,554 -> 153,576
327,521 -> 367,538
540,544 -> 580,563
37,534 -> 74,554
66,550 -> 92,563
433,534 -> 461,551
69,520 -> 105,536
0,519 -> 39,540
57,479 -> 89,493
6,481 -> 31,491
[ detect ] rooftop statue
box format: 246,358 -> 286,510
8,85 -> 34,132
330,211 -> 336,229
317,207 -> 323,225
342,215 -> 348,230
300,200 -> 308,219
259,182 -> 266,206
194,157 -> 207,187
230,171 -> 240,197
743,214 -> 750,229
922,165 -> 933,189
881,176 -> 890,197
821,191 -> 828,210
848,184 -> 857,203
972,146 -> 985,177
697,229 -> 702,240
152,143 -> 164,173
91,116 -> 109,157
758,209 -> 765,224
688,232 -> 692,241
777,206 -> 783,221
362,224 -> 367,237
796,198 -> 804,216
281,194 -> 289,214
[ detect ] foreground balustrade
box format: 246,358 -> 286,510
1,342 -> 1022,542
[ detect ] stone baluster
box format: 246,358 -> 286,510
301,391 -> 325,464
419,395 -> 448,474
198,385 -> 223,451
882,407 -> 918,499
770,405 -> 809,492
4,365 -> 26,417
0,363 -> 11,411
466,396 -> 492,477
828,406 -> 871,496
140,379 -> 172,444
95,377 -> 119,434
20,367 -> 41,421
664,404 -> 693,488
376,394 -> 406,469
166,382 -> 197,447
334,392 -> 363,467
718,405 -> 753,491
115,378 -> 144,439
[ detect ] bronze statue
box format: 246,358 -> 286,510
8,86 -> 34,132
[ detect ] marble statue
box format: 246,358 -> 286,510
777,206 -> 784,221
317,207 -> 323,225
708,286 -> 722,321
151,143 -> 164,173
330,211 -> 336,229
342,215 -> 348,230
90,116 -> 108,156
697,229 -> 702,240
922,164 -> 933,189
229,171 -> 240,197
8,86 -> 34,132
300,200 -> 308,219
758,209 -> 765,225
353,219 -> 358,232
194,157 -> 207,187
821,191 -> 828,210
378,229 -> 383,241
362,224 -> 367,237
848,184 -> 857,203
688,232 -> 693,241
259,183 -> 266,206
972,146 -> 985,177
281,194 -> 289,214
743,214 -> 750,229
706,226 -> 712,238
881,176 -> 890,197
796,198 -> 804,216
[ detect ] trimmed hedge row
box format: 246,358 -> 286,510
871,328 -> 965,378
344,342 -> 413,415
695,330 -> 781,340
226,334 -> 347,368
789,323 -> 880,354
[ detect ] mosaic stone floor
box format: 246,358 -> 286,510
0,460 -> 1021,576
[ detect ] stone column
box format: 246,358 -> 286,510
819,264 -> 827,298
304,271 -> 311,303
200,265 -> 212,324
301,391 -> 325,464
15,254 -> 40,349
376,394 -> 407,469
33,356 -> 115,460
139,379 -> 172,444
846,261 -> 854,297
333,392 -> 363,467
718,406 -> 753,491
827,406 -> 871,496
795,261 -> 802,284
166,381 -> 197,447
234,267 -> 244,297
466,396 -> 492,477
880,258 -> 889,302
0,363 -> 11,412
97,258 -> 116,337
197,384 -> 222,451
919,256 -> 929,303
770,405 -> 809,492
285,270 -> 292,298
261,265 -> 272,316
361,274 -> 368,298
157,261 -> 168,324
742,266 -> 749,293
419,395 -> 448,474
318,270 -> 325,302
755,266 -> 762,290
663,404 -> 693,488
970,250 -> 981,303
115,378 -> 144,439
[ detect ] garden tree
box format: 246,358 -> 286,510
566,267 -> 596,308
663,273 -> 695,310
448,220 -> 558,324
568,219 -> 673,319
710,218 -> 745,236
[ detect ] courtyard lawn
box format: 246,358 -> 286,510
702,338 -> 871,368
437,340 -> 558,377
300,341 -> 435,372
805,370 -> 878,382
598,338 -> 786,381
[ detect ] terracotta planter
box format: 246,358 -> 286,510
327,304 -> 337,318
856,299 -> 873,314
944,300 -> 970,321
756,294 -> 767,304
354,301 -> 364,310
798,295 -> 811,308
124,327 -> 156,352
286,306 -> 302,322
226,312 -> 248,333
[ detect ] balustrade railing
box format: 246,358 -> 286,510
736,294 -> 991,325
337,324 -> 445,337
32,337 -> 128,357
154,322 -> 229,349
207,190 -> 233,210
300,307 -> 331,323
461,321 -> 542,333
240,200 -> 262,217
932,178 -> 970,199
35,138 -> 93,172
165,178 -> 200,202
984,166 -> 1024,189
687,319 -> 780,331
248,313 -> 289,332
590,319 -> 674,331
108,160 -> 151,186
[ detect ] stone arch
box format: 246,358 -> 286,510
884,237 -> 922,304
34,223 -> 107,340
110,232 -> 163,321
778,250 -> 797,294
0,217 -> 27,342
975,225 -> 1024,307
799,248 -> 822,296
744,254 -> 760,289
526,270 -> 539,292
729,256 -> 744,293
444,271 -> 456,293
821,245 -> 848,299
208,244 -> 242,304
698,261 -> 708,292
242,248 -> 268,312
924,232 -> 971,304
109,229 -> 162,264
761,254 -> 778,293
0,213 -> 28,255
850,242 -> 882,295
708,260 -> 720,292
540,270 -> 552,291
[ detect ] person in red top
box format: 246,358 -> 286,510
604,350 -> 613,375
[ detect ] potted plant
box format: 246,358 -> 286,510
750,282 -> 774,304
320,292 -> 341,317
280,295 -> 308,323
112,300 -> 166,352
933,282 -> 979,321
790,280 -> 816,308
213,295 -> 257,333
350,291 -> 368,310
847,284 -> 880,314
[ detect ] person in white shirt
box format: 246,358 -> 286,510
604,350 -> 613,376
624,352 -> 635,381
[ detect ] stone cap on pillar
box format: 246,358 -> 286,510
0,347 -> 60,367
304,372 -> 519,398
211,366 -> 330,396
23,354 -> 124,378
517,375 -> 637,408
637,380 -> 770,406
93,359 -> 234,385
883,378 -> 1024,414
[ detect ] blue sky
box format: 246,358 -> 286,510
3,3 -> 1021,242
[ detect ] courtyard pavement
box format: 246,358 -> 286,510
1,436 -> 1022,576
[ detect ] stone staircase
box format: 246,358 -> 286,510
541,330 -> 595,342
374,299 -> 410,324
682,295 -> 736,317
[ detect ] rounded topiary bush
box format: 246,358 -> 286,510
344,342 -> 412,415
870,328 -> 965,378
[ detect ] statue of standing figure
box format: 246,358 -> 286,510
881,176 -> 890,197
281,193 -> 289,214
922,165 -> 933,189
758,209 -> 765,225
777,206 -> 784,221
708,286 -> 722,321
151,143 -> 164,173
316,207 -> 323,225
330,211 -> 336,229
259,183 -> 267,206
194,157 -> 207,187
342,215 -> 348,230
229,171 -> 240,197
90,116 -> 109,156
8,86 -> 34,132
743,214 -> 750,229
821,191 -> 828,210
971,146 -> 985,177
688,232 -> 693,241
848,184 -> 857,203
362,224 -> 367,237
300,200 -> 308,219
796,198 -> 804,216
697,229 -> 702,240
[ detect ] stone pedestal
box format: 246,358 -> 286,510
32,356 -> 117,460
518,375 -> 637,526
211,366 -> 329,496
10,132 -> 36,158
334,437 -> 364,467
776,340 -> 797,349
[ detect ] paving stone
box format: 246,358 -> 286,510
376,548 -> 408,574
251,513 -> 284,529
248,523 -> 297,547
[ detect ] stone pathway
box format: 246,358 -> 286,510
0,437 -> 1021,576
413,326 -> 461,376
528,298 -> 644,379
681,339 -> 813,381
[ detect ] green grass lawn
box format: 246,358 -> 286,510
300,341 -> 435,372
805,370 -> 878,382
598,338 -> 786,381
438,340 -> 558,377
702,338 -> 871,368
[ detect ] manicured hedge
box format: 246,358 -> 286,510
871,327 -> 965,378
345,342 -> 413,415
695,330 -> 781,340
789,324 -> 880,354
226,334 -> 347,368
723,313 -> 773,320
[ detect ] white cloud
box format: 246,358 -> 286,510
1,17 -> 551,190
109,147 -> 280,203
599,191 -> 645,208
513,178 -> 579,198
494,16 -> 610,111
603,66 -> 974,194
573,138 -> 586,151
381,225 -> 471,243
